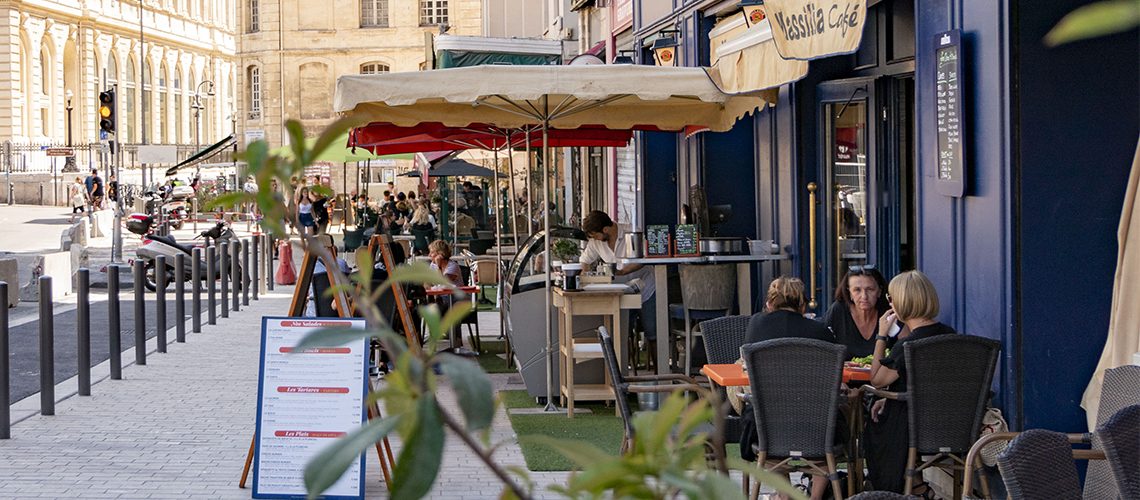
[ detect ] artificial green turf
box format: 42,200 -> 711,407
500,390 -> 625,471
476,340 -> 513,374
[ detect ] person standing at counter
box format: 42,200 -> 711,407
579,210 -> 658,347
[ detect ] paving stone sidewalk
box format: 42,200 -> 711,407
0,288 -> 570,499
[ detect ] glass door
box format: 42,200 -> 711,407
816,78 -> 877,309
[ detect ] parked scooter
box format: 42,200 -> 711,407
130,216 -> 240,291
141,188 -> 189,230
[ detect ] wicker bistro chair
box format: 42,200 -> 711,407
1097,404 -> 1140,499
1085,365 -> 1140,499
699,315 -> 751,443
997,430 -> 1092,500
863,335 -> 1001,499
848,492 -> 919,500
597,327 -> 702,455
670,264 -> 737,376
742,338 -> 850,500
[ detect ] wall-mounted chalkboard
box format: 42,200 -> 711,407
935,30 -> 966,197
674,224 -> 699,256
646,225 -> 671,257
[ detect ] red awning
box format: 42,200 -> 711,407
349,122 -> 633,155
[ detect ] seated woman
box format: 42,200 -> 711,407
863,270 -> 956,495
742,276 -> 838,500
746,276 -> 836,345
823,265 -> 890,359
428,239 -> 463,286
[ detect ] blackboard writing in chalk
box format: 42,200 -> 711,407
646,225 -> 671,257
674,224 -> 699,256
935,30 -> 966,197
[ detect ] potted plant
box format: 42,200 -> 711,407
551,238 -> 581,265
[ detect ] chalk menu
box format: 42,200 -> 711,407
646,225 -> 671,257
674,224 -> 699,256
935,30 -> 966,197
253,317 -> 368,500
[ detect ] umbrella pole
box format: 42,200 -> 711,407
342,162 -> 347,232
525,134 -> 534,234
542,100 -> 558,412
507,132 -> 521,250
493,146 -> 504,341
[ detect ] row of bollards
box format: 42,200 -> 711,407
0,234 -> 276,439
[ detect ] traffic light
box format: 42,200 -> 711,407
98,90 -> 115,134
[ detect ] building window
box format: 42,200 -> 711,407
360,62 -> 390,74
247,66 -> 261,120
361,0 -> 389,27
247,0 -> 259,33
419,0 -> 448,26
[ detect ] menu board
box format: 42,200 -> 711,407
646,225 -> 671,257
935,30 -> 966,197
674,224 -> 699,256
253,317 -> 368,500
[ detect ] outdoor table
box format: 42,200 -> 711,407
552,286 -> 642,416
620,254 -> 791,376
700,362 -> 871,387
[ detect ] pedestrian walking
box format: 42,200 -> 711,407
85,168 -> 104,211
69,177 -> 86,223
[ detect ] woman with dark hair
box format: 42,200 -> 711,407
823,265 -> 890,358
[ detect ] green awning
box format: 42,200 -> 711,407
165,134 -> 236,176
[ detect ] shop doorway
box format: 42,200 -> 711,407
816,76 -> 916,308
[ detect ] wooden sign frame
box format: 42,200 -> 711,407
370,234 -> 420,347
286,235 -> 353,318
673,224 -> 701,257
645,224 -> 672,258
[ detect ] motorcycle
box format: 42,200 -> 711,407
131,216 -> 240,291
141,187 -> 190,231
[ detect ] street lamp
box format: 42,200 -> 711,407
192,80 -> 215,150
63,89 -> 77,172
740,0 -> 767,28
652,30 -> 681,67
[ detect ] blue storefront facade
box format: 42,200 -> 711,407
620,0 -> 1138,432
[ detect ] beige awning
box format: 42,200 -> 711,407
708,14 -> 809,94
1082,139 -> 1140,428
334,64 -> 769,133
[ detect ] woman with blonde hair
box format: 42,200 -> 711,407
864,270 -> 956,495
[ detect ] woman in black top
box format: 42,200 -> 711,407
863,270 -> 956,494
823,265 -> 890,358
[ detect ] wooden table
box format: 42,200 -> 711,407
620,254 -> 790,376
424,286 -> 479,347
553,287 -> 642,417
700,363 -> 872,387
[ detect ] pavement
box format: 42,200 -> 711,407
0,204 -> 573,498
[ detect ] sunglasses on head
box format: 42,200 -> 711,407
849,264 -> 876,274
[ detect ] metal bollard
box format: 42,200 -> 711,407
175,253 -> 186,343
232,240 -> 241,312
108,265 -> 122,380
242,238 -> 250,305
267,236 -> 275,292
133,259 -> 146,366
206,246 -> 217,325
77,269 -> 91,396
252,234 -> 260,301
38,277 -> 54,416
155,255 -> 167,353
1,281 -> 10,438
192,248 -> 202,333
220,241 -> 229,318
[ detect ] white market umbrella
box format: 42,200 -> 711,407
335,64 -> 769,412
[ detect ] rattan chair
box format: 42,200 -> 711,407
1097,404 -> 1140,499
670,264 -> 737,376
699,315 -> 750,443
862,334 -> 1000,498
1085,365 -> 1140,499
597,326 -> 701,454
998,430 -> 1085,499
742,337 -> 850,500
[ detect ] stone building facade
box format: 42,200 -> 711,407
236,0 -> 484,146
0,0 -> 237,149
